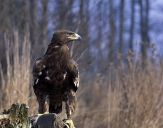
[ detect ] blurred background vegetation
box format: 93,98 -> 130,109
0,0 -> 163,128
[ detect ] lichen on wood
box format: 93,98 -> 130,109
0,103 -> 75,128
0,103 -> 30,128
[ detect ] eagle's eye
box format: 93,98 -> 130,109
66,33 -> 73,37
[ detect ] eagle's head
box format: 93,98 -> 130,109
51,30 -> 81,45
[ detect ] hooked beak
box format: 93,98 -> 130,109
67,33 -> 82,41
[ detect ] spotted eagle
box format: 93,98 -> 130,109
33,30 -> 81,119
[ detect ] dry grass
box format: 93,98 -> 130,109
75,62 -> 163,128
0,32 -> 33,111
0,32 -> 163,128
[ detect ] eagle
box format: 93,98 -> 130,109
32,30 -> 81,119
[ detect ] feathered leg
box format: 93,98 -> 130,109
64,90 -> 77,119
34,88 -> 46,113
38,97 -> 46,113
49,98 -> 62,114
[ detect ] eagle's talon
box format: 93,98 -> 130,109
63,119 -> 75,128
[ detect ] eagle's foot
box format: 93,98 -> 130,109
66,109 -> 72,120
63,119 -> 75,128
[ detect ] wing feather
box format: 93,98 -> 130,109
32,58 -> 49,86
67,59 -> 79,92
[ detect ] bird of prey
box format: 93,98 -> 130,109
32,30 -> 81,119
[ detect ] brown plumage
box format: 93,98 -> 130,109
33,30 -> 81,119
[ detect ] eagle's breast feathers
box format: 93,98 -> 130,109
33,45 -> 79,92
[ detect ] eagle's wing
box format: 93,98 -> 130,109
32,58 -> 50,86
67,60 -> 79,92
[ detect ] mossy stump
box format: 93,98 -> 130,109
0,104 -> 75,128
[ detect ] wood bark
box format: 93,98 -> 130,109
129,0 -> 135,52
118,0 -> 125,56
108,0 -> 115,63
139,0 -> 150,64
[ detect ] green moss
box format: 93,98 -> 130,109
1,103 -> 29,128
1,104 -> 76,128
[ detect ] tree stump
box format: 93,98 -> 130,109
0,104 -> 75,128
